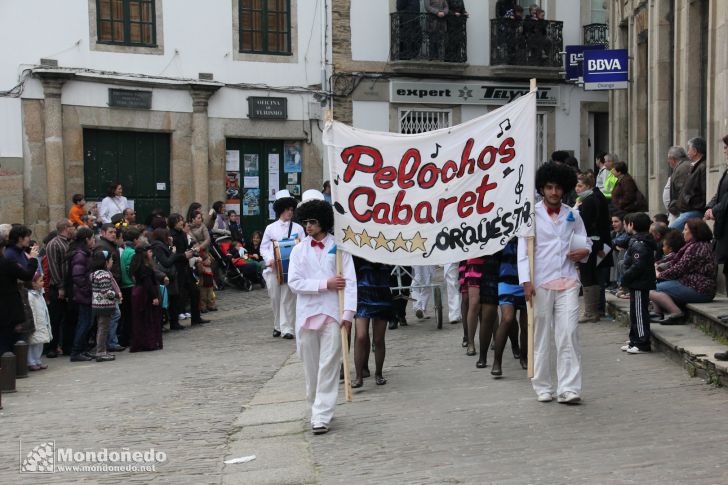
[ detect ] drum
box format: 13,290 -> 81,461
273,237 -> 300,284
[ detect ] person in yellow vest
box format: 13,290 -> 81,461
601,153 -> 619,201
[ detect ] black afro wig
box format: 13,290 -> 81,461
295,200 -> 334,234
272,197 -> 299,218
535,162 -> 577,196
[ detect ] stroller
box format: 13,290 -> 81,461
208,235 -> 263,292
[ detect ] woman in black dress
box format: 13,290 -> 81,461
352,257 -> 394,388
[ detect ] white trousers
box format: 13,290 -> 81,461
263,271 -> 296,335
412,265 -> 434,312
443,263 -> 461,322
532,286 -> 582,397
299,323 -> 342,426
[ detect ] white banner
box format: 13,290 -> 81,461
323,92 -> 536,265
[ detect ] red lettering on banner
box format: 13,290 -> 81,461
373,166 -> 397,189
499,137 -> 516,164
441,160 -> 458,183
417,163 -> 440,189
457,192 -> 477,217
349,186 -> 375,222
342,146 -> 382,183
477,145 -> 498,171
414,201 -> 435,223
436,196 -> 458,221
391,190 -> 412,225
373,203 -> 391,224
457,138 -> 476,177
397,148 -> 420,189
475,174 -> 497,214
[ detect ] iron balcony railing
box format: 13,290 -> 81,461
583,23 -> 609,47
490,18 -> 563,67
390,12 -> 467,63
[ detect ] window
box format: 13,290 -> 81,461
399,108 -> 451,134
239,0 -> 291,55
96,0 -> 156,46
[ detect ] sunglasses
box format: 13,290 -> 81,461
301,219 -> 320,226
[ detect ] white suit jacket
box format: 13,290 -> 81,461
517,200 -> 591,287
260,218 -> 305,275
287,235 -> 357,345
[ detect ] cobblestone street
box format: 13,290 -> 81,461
2,285 -> 728,484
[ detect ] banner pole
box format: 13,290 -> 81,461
527,78 -> 537,379
336,249 -> 353,402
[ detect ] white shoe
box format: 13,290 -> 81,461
178,313 -> 188,321
557,391 -> 581,404
626,346 -> 648,354
415,309 -> 424,319
537,393 -> 553,402
620,344 -> 631,351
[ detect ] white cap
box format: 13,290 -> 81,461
301,189 -> 325,202
275,189 -> 292,200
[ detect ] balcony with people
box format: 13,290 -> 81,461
490,2 -> 563,70
389,0 -> 468,73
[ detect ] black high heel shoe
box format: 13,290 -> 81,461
490,362 -> 503,377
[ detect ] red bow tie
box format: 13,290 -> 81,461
546,206 -> 560,216
311,240 -> 325,249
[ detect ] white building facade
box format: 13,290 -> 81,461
0,0 -> 331,236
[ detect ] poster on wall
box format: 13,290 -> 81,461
243,176 -> 259,188
226,172 -> 240,199
225,150 -> 240,171
287,173 -> 297,184
268,202 -> 275,220
283,141 -> 302,173
286,184 -> 301,196
225,200 -> 240,214
268,153 -> 280,173
242,188 -> 260,216
244,154 -> 259,176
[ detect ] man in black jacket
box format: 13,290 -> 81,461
396,0 -> 422,60
168,214 -> 209,325
672,137 -> 707,230
620,213 -> 656,354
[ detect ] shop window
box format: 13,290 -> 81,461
239,0 -> 292,55
96,0 -> 156,46
399,108 -> 451,134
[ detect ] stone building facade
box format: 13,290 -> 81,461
608,0 -> 728,209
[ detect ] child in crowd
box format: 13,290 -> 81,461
69,194 -> 86,226
620,213 -> 656,354
90,250 -> 121,362
288,198 -> 356,435
199,249 -> 217,312
655,229 -> 685,276
27,271 -> 52,370
653,213 -> 669,225
611,214 -> 630,298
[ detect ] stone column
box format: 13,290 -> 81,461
189,86 -> 219,207
41,77 -> 67,225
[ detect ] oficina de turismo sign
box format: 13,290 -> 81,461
582,49 -> 629,90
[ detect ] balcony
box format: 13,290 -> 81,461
583,23 -> 609,47
389,12 -> 468,74
490,18 -> 563,68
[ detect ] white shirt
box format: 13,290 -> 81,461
99,196 -> 129,223
517,201 -> 591,288
260,218 -> 305,274
662,176 -> 671,212
287,234 -> 357,350
595,167 -> 608,192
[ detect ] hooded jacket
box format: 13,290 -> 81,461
621,232 -> 657,291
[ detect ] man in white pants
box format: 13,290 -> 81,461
443,263 -> 461,324
519,162 -> 591,404
261,190 -> 304,339
411,265 -> 434,319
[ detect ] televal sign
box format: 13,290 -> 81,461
582,49 -> 629,90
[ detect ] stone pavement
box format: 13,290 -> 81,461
3,284 -> 728,484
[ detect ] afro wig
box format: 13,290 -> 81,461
273,197 -> 299,218
295,199 -> 334,234
535,162 -> 577,196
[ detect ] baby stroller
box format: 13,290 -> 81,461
208,235 -> 258,291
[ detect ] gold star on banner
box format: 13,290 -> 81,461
359,229 -> 373,248
342,226 -> 359,246
409,231 -> 427,252
391,232 -> 409,252
374,232 -> 392,251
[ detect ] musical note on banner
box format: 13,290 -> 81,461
334,174 -> 341,186
515,164 -> 524,204
503,167 -> 514,178
497,118 -> 511,138
431,143 -> 442,158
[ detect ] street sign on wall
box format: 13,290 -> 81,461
564,44 -> 605,82
583,49 -> 629,90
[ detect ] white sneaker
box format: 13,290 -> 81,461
178,313 -> 188,321
620,344 -> 631,351
537,393 -> 553,402
626,346 -> 648,354
557,391 -> 581,404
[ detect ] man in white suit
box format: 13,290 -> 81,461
288,198 -> 357,435
518,162 -> 591,404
